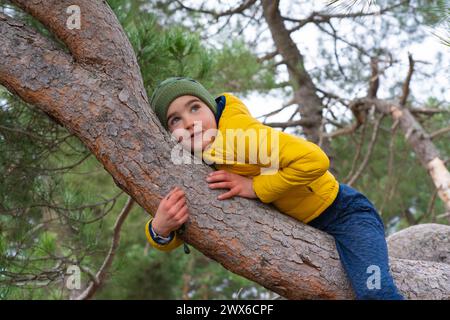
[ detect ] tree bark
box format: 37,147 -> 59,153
1,1 -> 449,299
388,224 -> 450,264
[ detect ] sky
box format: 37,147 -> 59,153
175,0 -> 450,136
2,1 -> 448,136
244,19 -> 449,134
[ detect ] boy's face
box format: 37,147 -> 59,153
166,95 -> 218,152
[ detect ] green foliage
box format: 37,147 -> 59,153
330,111 -> 450,234
107,0 -> 275,98
209,40 -> 277,96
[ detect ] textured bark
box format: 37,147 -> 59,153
10,0 -> 143,84
388,224 -> 450,264
1,1 -> 450,299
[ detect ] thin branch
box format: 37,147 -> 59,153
173,0 -> 257,20
0,124 -> 58,143
429,126 -> 450,140
281,105 -> 301,133
1,191 -> 124,219
263,118 -> 316,129
256,50 -> 279,63
322,20 -> 349,81
417,187 -> 439,223
9,153 -> 92,174
343,121 -> 368,182
256,98 -> 296,120
346,112 -> 385,186
368,57 -> 380,98
287,1 -> 410,33
75,196 -> 135,300
313,21 -> 372,58
379,118 -> 400,215
322,100 -> 370,138
400,53 -> 415,106
315,87 -> 349,106
410,108 -> 450,115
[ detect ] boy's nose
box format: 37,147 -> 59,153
185,118 -> 202,133
185,121 -> 194,130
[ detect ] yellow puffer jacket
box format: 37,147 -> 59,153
145,92 -> 339,251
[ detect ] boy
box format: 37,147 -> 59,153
145,76 -> 404,300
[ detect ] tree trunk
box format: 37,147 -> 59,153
260,0 -> 337,175
388,224 -> 450,264
1,1 -> 449,299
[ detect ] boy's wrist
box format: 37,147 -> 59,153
151,220 -> 171,238
149,221 -> 173,245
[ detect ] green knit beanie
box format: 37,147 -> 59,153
150,77 -> 217,130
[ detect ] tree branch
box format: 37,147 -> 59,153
353,98 -> 450,213
287,1 -> 410,34
76,196 -> 134,300
388,224 -> 450,264
429,126 -> 450,140
173,0 -> 257,20
9,0 -> 144,88
263,118 -> 316,129
400,53 -> 415,106
345,112 -> 385,186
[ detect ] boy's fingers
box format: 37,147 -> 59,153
175,206 -> 188,219
178,214 -> 189,224
165,187 -> 179,199
175,214 -> 188,226
172,190 -> 186,202
217,188 -> 238,200
172,197 -> 186,211
208,182 -> 232,190
167,187 -> 184,200
206,173 -> 227,182
208,170 -> 224,176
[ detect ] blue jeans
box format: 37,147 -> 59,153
307,183 -> 404,300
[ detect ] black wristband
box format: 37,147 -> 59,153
149,221 -> 174,245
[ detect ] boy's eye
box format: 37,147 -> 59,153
169,105 -> 200,125
170,117 -> 180,125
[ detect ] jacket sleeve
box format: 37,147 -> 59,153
145,217 -> 184,252
222,103 -> 330,204
251,126 -> 330,203
216,92 -> 330,203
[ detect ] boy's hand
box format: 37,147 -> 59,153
152,186 -> 189,237
206,170 -> 257,200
